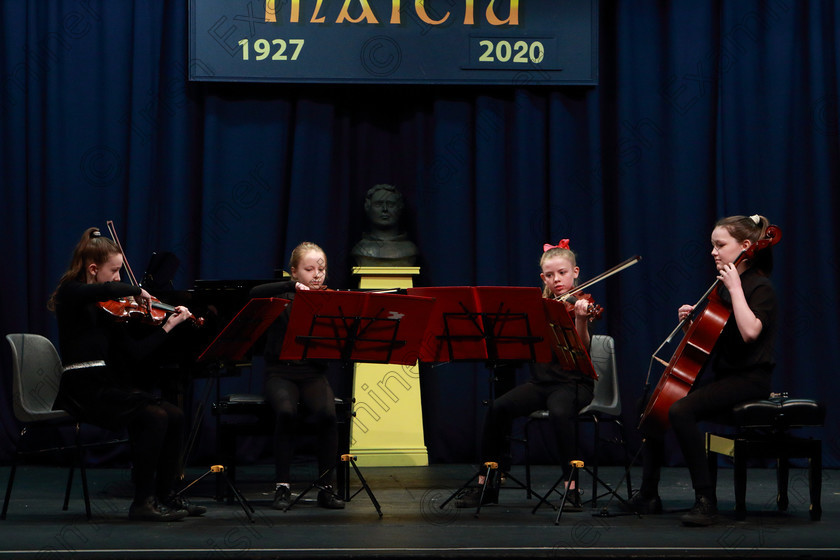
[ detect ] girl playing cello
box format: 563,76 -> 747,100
633,215 -> 778,526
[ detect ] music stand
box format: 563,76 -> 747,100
408,286 -> 562,515
180,297 -> 290,520
278,289 -> 435,515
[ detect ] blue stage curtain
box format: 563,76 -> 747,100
1,0 -> 838,467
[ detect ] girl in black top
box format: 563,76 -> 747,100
49,227 -> 201,521
456,240 -> 596,509
633,215 -> 778,526
249,241 -> 344,510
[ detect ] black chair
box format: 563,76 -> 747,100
706,395 -> 825,520
522,334 -> 633,507
2,333 -> 126,520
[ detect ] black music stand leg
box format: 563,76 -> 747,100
177,465 -> 254,523
344,455 -> 382,518
440,462 -> 500,517
283,466 -> 335,512
532,469 -> 566,515
439,470 -> 481,509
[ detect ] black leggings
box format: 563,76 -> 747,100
481,379 -> 593,476
126,400 -> 184,503
640,371 -> 770,497
264,372 -> 338,484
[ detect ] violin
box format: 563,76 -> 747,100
98,220 -> 204,327
638,225 -> 782,435
556,291 -> 604,322
99,294 -> 204,327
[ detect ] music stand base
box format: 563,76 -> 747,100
285,454 -> 382,518
177,465 -> 255,523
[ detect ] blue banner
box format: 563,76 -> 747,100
189,0 -> 598,85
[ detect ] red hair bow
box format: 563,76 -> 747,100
543,239 -> 570,252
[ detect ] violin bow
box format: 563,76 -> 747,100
555,255 -> 642,302
105,220 -> 140,287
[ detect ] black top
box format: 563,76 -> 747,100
713,267 -> 777,375
54,281 -> 168,366
52,280 -> 170,427
249,281 -> 328,376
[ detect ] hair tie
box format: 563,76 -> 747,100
543,239 -> 570,252
749,214 -> 761,225
90,229 -> 101,238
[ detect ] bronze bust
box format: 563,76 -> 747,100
351,184 -> 418,266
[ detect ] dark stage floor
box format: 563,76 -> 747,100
0,463 -> 836,559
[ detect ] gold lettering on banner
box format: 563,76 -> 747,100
415,0 -> 449,25
487,0 -> 519,25
338,0 -> 379,24
264,0 -> 519,26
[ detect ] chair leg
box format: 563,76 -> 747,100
618,419 -> 633,499
62,464 -> 75,511
1,460 -> 19,520
733,441 -> 747,521
75,426 -> 92,520
523,420 -> 533,498
776,456 -> 789,511
809,443 -> 822,521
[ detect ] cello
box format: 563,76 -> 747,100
637,224 -> 782,436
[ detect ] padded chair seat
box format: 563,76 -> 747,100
707,395 -> 824,521
731,398 -> 825,430
212,393 -> 272,418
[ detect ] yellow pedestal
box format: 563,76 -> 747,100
349,266 -> 428,466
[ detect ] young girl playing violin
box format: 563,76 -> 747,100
49,227 -> 204,521
456,239 -> 596,509
632,215 -> 778,526
249,241 -> 344,510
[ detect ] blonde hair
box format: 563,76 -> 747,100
539,246 -> 578,297
289,241 -> 327,277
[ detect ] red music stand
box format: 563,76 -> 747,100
197,297 -> 290,362
407,286 -> 554,365
407,286 -> 597,515
542,298 -> 598,380
277,289 -> 435,515
182,297 -> 289,521
279,290 -> 434,365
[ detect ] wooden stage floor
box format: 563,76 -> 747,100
0,463 -> 836,559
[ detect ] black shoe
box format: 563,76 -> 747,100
562,488 -> 583,512
681,495 -> 718,527
272,486 -> 292,510
317,487 -> 345,509
624,491 -> 663,514
129,497 -> 188,522
164,493 -> 207,517
454,486 -> 499,508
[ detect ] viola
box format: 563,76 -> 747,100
98,220 -> 204,327
638,225 -> 782,436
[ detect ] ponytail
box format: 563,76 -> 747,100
715,214 -> 773,275
47,227 -> 120,310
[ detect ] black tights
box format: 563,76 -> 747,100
640,371 -> 770,499
264,373 -> 338,485
126,401 -> 184,503
481,379 -> 593,478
